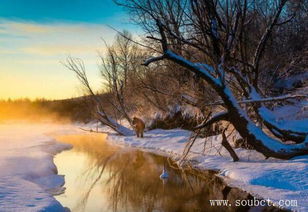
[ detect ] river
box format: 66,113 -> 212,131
54,133 -> 281,212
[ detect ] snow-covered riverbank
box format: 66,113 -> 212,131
107,128 -> 308,211
1,122 -> 307,211
0,123 -> 82,212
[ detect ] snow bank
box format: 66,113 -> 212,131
0,123 -> 81,212
259,106 -> 308,133
107,128 -> 308,211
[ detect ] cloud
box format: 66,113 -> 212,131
22,44 -> 106,56
0,19 -> 117,36
8,22 -> 54,33
0,20 -> 116,56
0,20 -> 117,99
0,19 -> 140,99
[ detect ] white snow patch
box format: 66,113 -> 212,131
0,123 -> 82,212
259,105 -> 308,133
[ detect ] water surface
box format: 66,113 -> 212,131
54,134 -> 275,212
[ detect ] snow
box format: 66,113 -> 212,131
247,122 -> 308,153
107,128 -> 308,211
273,72 -> 308,91
97,110 -> 134,136
165,104 -> 203,119
165,50 -> 223,87
1,119 -> 306,210
272,101 -> 308,119
259,106 -> 308,134
222,86 -> 308,153
159,168 -> 169,179
0,123 -> 81,212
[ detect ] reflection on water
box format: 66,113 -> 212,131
54,134 -> 270,212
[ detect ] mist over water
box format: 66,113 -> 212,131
0,99 -> 83,123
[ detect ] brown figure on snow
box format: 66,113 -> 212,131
132,117 -> 145,138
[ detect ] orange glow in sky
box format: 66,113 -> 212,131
0,0 -> 137,100
0,21 -> 116,100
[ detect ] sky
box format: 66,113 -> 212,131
0,0 -> 139,100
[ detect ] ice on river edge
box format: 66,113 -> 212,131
0,123 -> 82,212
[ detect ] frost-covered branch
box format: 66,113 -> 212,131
258,106 -> 307,143
151,33 -> 308,159
142,55 -> 166,66
203,94 -> 307,106
118,0 -> 308,159
241,94 -> 307,104
164,50 -> 222,87
97,109 -> 133,136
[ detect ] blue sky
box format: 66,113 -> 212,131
0,0 -> 127,23
0,0 -> 139,100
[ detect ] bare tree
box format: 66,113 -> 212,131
100,31 -> 137,127
116,0 -> 308,159
64,56 -> 133,135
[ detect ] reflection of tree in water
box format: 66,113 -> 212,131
58,134 -> 260,212
104,153 -> 254,212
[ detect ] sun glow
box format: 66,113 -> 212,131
0,20 -> 119,100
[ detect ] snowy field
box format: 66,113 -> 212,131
0,123 -> 81,212
107,128 -> 308,211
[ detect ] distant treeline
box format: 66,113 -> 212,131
0,97 -> 96,122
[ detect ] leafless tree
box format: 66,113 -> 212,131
100,31 -> 140,127
64,56 -> 133,135
116,0 -> 308,159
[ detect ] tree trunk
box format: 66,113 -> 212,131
218,87 -> 308,159
222,131 -> 239,162
162,50 -> 308,159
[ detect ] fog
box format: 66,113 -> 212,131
0,100 -> 72,123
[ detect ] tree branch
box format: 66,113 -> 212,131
221,129 -> 239,162
252,0 -> 288,86
142,55 -> 166,66
195,111 -> 229,130
203,94 -> 307,106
